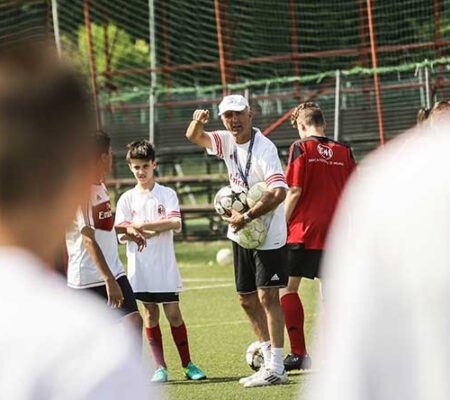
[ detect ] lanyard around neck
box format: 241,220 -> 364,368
233,128 -> 256,191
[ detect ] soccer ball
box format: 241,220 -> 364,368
235,218 -> 267,249
246,182 -> 268,208
216,248 -> 232,266
246,341 -> 264,371
214,186 -> 247,216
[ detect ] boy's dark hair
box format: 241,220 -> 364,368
126,140 -> 156,162
93,129 -> 111,157
290,102 -> 326,129
0,40 -> 93,210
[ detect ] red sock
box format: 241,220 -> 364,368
145,325 -> 166,368
280,292 -> 307,356
170,323 -> 191,368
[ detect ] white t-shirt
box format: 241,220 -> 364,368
0,247 -> 156,400
308,123 -> 450,400
115,183 -> 183,293
206,128 -> 287,250
66,183 -> 125,289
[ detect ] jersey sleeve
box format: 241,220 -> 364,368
285,142 -> 306,187
75,200 -> 94,231
205,130 -> 232,159
166,189 -> 182,233
261,144 -> 288,190
115,194 -> 132,227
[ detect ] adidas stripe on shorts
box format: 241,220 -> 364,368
232,242 -> 288,294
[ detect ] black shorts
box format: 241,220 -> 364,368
135,292 -> 180,304
89,275 -> 139,316
287,243 -> 323,279
232,241 -> 288,294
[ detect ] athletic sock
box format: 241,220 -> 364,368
170,323 -> 191,368
280,292 -> 307,356
145,325 -> 166,368
260,340 -> 272,369
270,347 -> 285,375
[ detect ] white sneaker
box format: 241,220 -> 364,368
243,368 -> 288,388
238,368 -> 264,385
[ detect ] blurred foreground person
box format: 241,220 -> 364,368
307,118 -> 450,400
0,42 -> 154,399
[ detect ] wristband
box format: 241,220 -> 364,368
243,212 -> 253,224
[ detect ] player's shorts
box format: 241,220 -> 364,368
232,241 -> 288,294
88,275 -> 139,316
134,292 -> 180,304
287,243 -> 323,279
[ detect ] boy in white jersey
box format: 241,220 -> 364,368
115,140 -> 206,383
66,130 -> 145,334
0,41 -> 153,399
186,95 -> 289,387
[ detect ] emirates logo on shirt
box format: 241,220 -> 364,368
317,144 -> 333,160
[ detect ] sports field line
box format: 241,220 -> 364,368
188,319 -> 248,329
183,278 -> 233,282
184,283 -> 234,291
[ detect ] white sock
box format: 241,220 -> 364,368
270,347 -> 285,375
260,340 -> 271,369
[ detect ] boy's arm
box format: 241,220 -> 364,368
115,225 -> 147,251
133,218 -> 181,233
81,226 -> 124,308
285,186 -> 302,223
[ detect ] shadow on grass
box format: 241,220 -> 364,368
166,376 -> 239,386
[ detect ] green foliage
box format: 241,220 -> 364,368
62,23 -> 151,89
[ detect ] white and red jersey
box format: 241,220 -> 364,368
115,183 -> 183,293
206,128 -> 288,250
66,183 -> 125,289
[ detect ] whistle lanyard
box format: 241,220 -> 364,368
233,129 -> 256,191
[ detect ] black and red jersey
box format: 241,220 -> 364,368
285,136 -> 356,249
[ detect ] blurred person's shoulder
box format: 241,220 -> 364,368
0,247 -> 153,399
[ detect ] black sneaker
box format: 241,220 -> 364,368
283,353 -> 312,371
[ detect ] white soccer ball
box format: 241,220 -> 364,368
236,218 -> 267,249
246,182 -> 268,208
216,248 -> 232,266
246,341 -> 264,371
214,186 -> 247,216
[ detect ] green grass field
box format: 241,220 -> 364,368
119,241 -> 320,400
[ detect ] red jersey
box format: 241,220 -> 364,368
285,136 -> 356,249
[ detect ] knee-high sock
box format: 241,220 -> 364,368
171,323 -> 191,368
280,292 -> 307,356
145,325 -> 166,368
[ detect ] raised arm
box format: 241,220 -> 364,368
185,109 -> 213,149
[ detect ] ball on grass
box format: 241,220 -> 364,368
216,248 -> 233,266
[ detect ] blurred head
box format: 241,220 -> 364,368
126,140 -> 157,186
429,101 -> 450,125
291,102 -> 326,139
219,95 -> 253,139
0,40 -> 93,261
416,107 -> 431,124
93,130 -> 113,178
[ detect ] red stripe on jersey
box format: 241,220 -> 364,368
212,132 -> 223,158
265,174 -> 286,186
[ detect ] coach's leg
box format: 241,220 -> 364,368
143,304 -> 166,369
238,292 -> 270,342
258,287 -> 285,374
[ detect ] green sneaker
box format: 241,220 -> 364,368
151,366 -> 168,383
184,362 -> 207,380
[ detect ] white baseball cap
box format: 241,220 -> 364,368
218,94 -> 249,116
